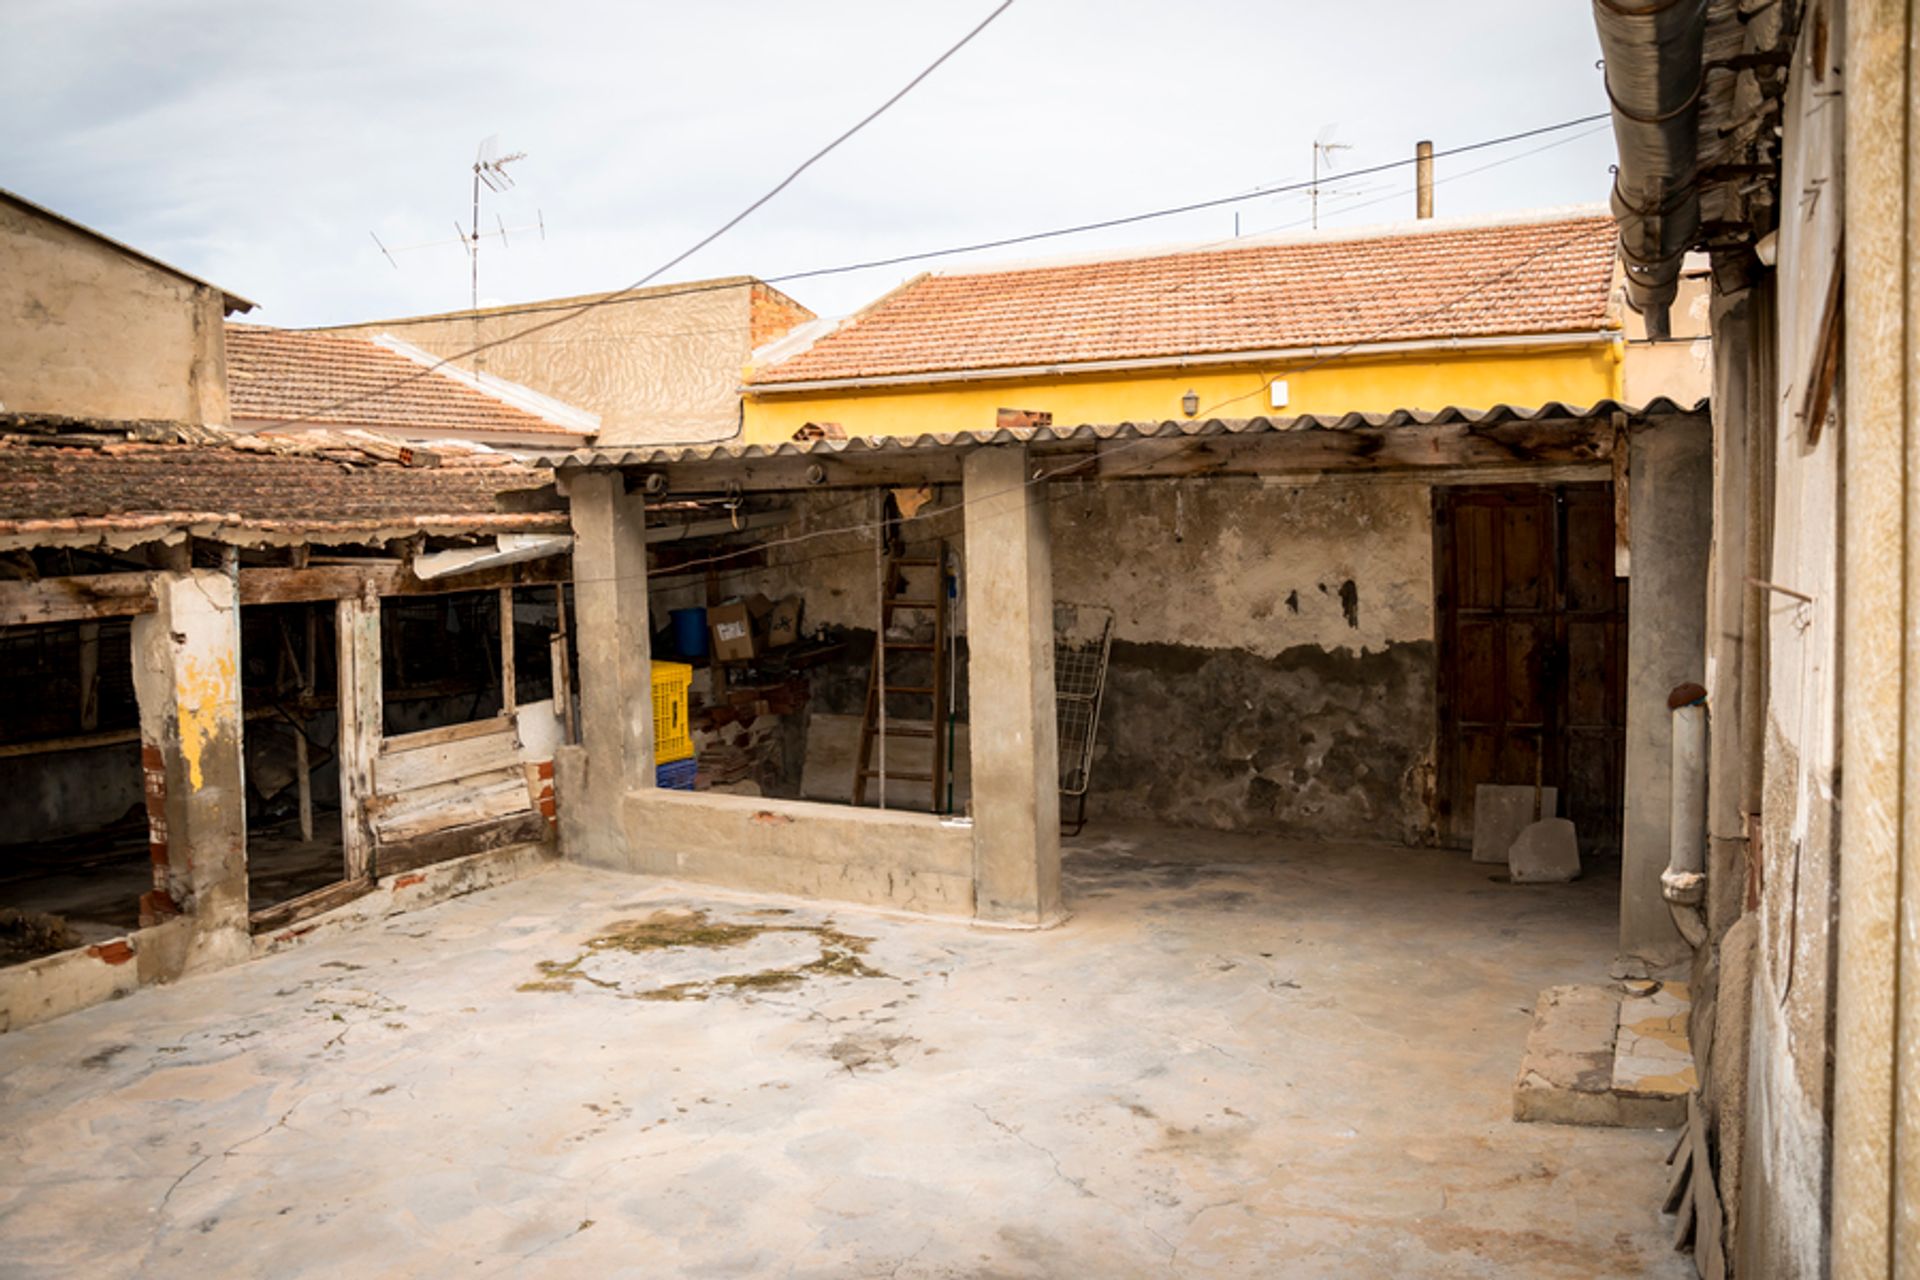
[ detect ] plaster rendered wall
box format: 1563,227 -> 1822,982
688,476 -> 1437,842
0,743 -> 143,843
1050,476 -> 1437,842
743,345 -> 1620,444
327,280 -> 810,447
1735,11 -> 1846,1276
0,200 -> 229,424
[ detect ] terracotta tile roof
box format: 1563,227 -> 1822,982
0,420 -> 563,549
225,325 -> 585,438
751,214 -> 1620,386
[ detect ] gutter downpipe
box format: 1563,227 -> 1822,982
1663,687 -> 1709,948
1591,0 -> 1710,339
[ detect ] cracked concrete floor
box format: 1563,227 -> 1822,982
0,827 -> 1691,1278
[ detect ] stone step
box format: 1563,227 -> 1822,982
1512,980 -> 1695,1129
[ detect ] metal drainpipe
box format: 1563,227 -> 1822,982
1591,0 -> 1711,338
1663,691 -> 1709,947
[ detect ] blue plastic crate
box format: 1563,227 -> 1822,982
656,758 -> 698,791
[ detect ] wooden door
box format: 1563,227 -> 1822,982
1434,484 -> 1626,854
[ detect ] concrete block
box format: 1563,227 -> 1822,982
1509,818 -> 1581,883
1472,784 -> 1557,863
1513,983 -> 1687,1129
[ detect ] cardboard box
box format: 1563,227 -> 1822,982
766,595 -> 804,648
709,601 -> 758,662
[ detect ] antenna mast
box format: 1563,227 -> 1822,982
468,136 -> 527,311
1310,128 -> 1353,230
367,138 -> 546,311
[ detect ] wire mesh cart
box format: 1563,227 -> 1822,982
1054,604 -> 1114,837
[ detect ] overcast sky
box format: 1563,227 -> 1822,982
2,1 -> 1612,328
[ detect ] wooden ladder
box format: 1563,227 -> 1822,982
853,542 -> 948,812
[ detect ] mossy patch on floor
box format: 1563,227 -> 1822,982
520,908 -> 888,1001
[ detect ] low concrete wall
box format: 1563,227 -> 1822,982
614,789 -> 976,918
253,841 -> 557,956
1,842 -> 557,1033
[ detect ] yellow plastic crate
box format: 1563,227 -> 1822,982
651,661 -> 694,764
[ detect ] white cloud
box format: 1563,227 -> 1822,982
1,0 -> 1613,325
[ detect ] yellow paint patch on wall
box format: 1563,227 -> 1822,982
742,344 -> 1623,444
176,653 -> 235,791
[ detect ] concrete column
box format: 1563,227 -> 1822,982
1619,416 -> 1712,966
962,445 -> 1063,926
564,470 -> 654,867
129,569 -> 249,973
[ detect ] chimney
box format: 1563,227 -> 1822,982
1416,141 -> 1434,219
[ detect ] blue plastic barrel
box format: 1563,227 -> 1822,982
670,607 -> 710,659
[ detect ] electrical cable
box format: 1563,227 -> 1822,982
618,216 -> 1614,583
270,108 -> 1610,431
269,0 -> 1018,431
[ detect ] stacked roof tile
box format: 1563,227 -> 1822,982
751,214 -> 1620,386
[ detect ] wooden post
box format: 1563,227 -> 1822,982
296,604 -> 316,842
551,584 -> 575,745
499,586 -> 517,715
77,622 -> 100,731
336,590 -> 382,882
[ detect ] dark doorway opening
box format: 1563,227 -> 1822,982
240,601 -> 346,916
1434,483 -> 1627,855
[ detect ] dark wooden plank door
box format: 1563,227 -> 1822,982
1434,484 -> 1626,854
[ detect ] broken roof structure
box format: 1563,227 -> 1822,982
0,415 -> 564,551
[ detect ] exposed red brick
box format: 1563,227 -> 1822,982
88,940 -> 134,965
751,810 -> 793,826
392,873 -> 428,890
749,282 -> 817,350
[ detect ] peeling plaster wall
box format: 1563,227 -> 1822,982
1736,12 -> 1845,1274
694,477 -> 1440,841
1050,476 -> 1437,841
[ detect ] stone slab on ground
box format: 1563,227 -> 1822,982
1615,978 -> 1698,1100
1514,982 -> 1690,1129
1510,817 -> 1582,883
1472,784 -> 1558,863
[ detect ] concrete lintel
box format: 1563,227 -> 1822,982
962,445 -> 1064,927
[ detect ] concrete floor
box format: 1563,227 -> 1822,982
0,827 -> 1691,1278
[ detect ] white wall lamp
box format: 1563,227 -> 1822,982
1181,389 -> 1200,417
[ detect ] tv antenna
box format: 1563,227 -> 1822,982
1310,127 -> 1353,230
367,135 -> 546,310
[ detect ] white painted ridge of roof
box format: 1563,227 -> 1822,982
372,334 -> 602,435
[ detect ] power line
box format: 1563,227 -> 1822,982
270,0 -> 1018,431
275,108 -> 1610,429
626,217 -> 1613,583
319,123 -> 1613,360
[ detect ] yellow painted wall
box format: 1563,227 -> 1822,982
742,342 -> 1624,443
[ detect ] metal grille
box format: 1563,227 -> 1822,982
1054,605 -> 1113,798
